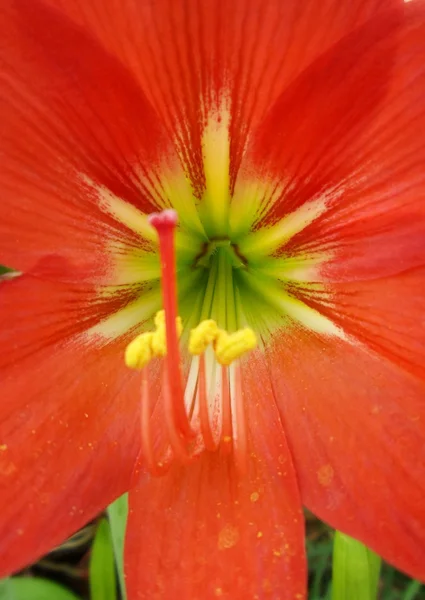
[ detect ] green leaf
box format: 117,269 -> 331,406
332,531 -> 381,600
403,579 -> 423,600
0,579 -> 15,600
90,517 -> 117,600
10,577 -> 80,600
107,493 -> 128,600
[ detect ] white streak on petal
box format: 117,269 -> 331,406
82,175 -> 156,243
200,106 -> 231,234
86,291 -> 161,340
240,197 -> 328,259
277,294 -> 346,339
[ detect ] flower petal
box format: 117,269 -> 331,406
0,273 -> 141,575
46,0 -> 395,185
267,306 -> 425,581
125,354 -> 306,599
0,0 -> 173,280
299,266 -> 425,381
241,2 -> 425,281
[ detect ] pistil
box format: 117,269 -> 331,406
148,210 -> 192,439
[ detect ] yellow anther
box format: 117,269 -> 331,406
125,311 -> 183,368
154,309 -> 165,328
189,319 -> 219,355
125,332 -> 155,369
214,328 -> 257,366
151,312 -> 182,356
151,326 -> 167,357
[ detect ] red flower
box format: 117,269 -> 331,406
1,0 -> 425,598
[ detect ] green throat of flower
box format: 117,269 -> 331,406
170,202 -> 327,339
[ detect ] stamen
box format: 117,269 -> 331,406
124,311 -> 182,368
214,328 -> 257,366
148,210 -> 192,438
125,332 -> 155,369
140,367 -> 169,477
198,354 -> 217,451
189,319 -> 219,355
220,365 -> 232,453
162,364 -> 193,462
232,364 -> 248,475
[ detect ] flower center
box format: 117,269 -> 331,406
125,210 -> 257,476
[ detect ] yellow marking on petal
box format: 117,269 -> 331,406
277,294 -> 345,338
201,107 -> 231,236
108,244 -> 161,285
87,289 -> 162,340
238,269 -> 345,339
82,177 -> 157,243
230,178 -> 284,238
189,319 -> 219,355
239,198 -> 328,259
214,328 -> 257,366
160,168 -> 206,238
259,252 -> 331,283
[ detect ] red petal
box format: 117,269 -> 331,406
125,354 -> 306,599
0,0 -> 171,280
46,0 -> 394,185
0,274 -> 141,575
266,302 -> 425,581
243,2 -> 425,281
299,266 -> 425,381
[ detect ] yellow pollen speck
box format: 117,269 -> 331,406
273,550 -> 281,557
214,588 -> 223,597
223,435 -> 232,443
250,492 -> 260,502
189,319 -> 219,354
0,444 -> 7,451
214,328 -> 257,366
257,531 -> 263,539
218,524 -> 239,550
317,464 -> 334,487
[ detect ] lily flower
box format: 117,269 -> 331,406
1,0 -> 425,597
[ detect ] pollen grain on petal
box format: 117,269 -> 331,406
217,524 -> 240,550
317,464 -> 334,487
